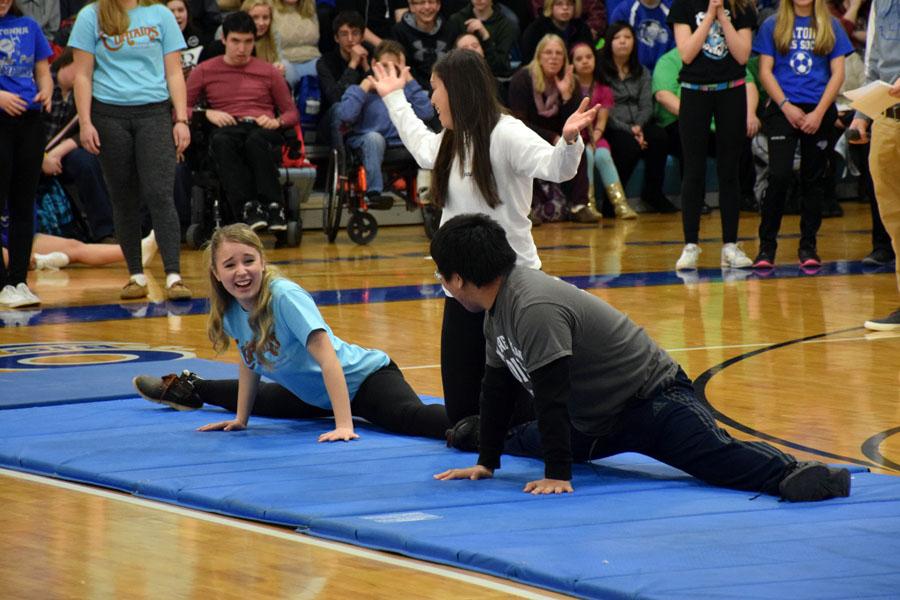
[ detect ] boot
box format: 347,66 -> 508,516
585,182 -> 603,223
606,182 -> 637,220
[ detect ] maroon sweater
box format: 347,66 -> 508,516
186,56 -> 298,127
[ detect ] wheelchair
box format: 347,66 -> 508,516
321,141 -> 441,245
183,113 -> 311,250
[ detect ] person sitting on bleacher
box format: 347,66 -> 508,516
337,40 -> 434,207
393,0 -> 459,89
41,48 -> 116,244
448,0 -> 517,77
186,11 -> 299,231
317,10 -> 373,145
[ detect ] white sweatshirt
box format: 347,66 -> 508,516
383,89 -> 585,270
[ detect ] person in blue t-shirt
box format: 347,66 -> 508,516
69,0 -> 192,302
609,0 -> 675,71
752,0 -> 852,268
133,223 -> 451,441
0,0 -> 53,309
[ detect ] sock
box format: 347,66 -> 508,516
130,273 -> 148,287
166,273 -> 182,288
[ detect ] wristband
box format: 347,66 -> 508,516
778,98 -> 789,109
174,118 -> 189,125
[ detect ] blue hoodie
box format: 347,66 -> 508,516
337,79 -> 434,146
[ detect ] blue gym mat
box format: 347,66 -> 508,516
1,371 -> 899,598
0,358 -> 239,409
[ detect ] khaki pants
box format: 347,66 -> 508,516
870,117 -> 900,293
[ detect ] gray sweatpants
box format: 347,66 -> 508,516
92,100 -> 181,275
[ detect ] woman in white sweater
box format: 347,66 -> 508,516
371,49 -> 597,425
273,0 -> 320,87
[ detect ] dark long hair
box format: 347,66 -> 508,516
431,50 -> 505,210
599,21 -> 643,83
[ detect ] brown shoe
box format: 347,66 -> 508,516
120,279 -> 148,300
166,280 -> 192,301
572,205 -> 601,223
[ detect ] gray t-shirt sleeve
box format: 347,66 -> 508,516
516,303 -> 574,373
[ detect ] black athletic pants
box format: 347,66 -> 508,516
194,361 -> 450,439
503,369 -> 794,494
441,296 -> 534,426
679,86 -> 746,244
0,111 -> 44,287
759,102 -> 837,254
209,123 -> 283,219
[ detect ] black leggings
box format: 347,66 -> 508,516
440,296 -> 535,426
0,111 -> 45,287
194,361 -> 450,439
759,102 -> 837,253
679,86 -> 746,244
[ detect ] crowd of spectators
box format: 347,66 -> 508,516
1,0 -> 893,308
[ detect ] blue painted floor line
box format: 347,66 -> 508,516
1,260 -> 894,328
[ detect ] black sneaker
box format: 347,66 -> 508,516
753,249 -> 776,269
798,247 -> 821,268
445,415 -> 480,453
779,461 -> 851,502
243,201 -> 268,231
267,202 -> 287,231
864,308 -> 900,332
365,191 -> 394,210
862,247 -> 896,266
700,202 -> 712,215
133,370 -> 204,411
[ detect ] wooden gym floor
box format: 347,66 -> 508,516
1,202 -> 898,598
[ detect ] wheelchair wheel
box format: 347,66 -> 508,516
322,148 -> 343,243
285,220 -> 302,247
421,204 -> 441,240
185,223 -> 207,250
346,211 -> 377,245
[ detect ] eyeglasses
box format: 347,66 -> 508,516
411,0 -> 439,5
434,269 -> 444,282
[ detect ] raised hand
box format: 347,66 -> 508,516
561,97 -> 599,143
371,61 -> 409,97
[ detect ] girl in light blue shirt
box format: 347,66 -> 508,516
134,224 -> 451,441
69,0 -> 192,301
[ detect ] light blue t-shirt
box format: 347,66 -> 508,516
753,15 -> 853,105
0,14 -> 53,113
223,278 -> 390,410
67,3 -> 185,106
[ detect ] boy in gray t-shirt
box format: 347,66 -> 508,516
432,213 -> 850,502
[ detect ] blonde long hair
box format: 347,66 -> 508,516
773,0 -> 835,55
96,0 -> 160,36
241,0 -> 280,64
206,224 -> 283,370
527,34 -> 572,95
274,0 -> 314,18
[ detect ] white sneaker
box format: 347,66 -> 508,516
721,243 -> 753,268
34,251 -> 70,271
14,283 -> 40,306
0,285 -> 20,306
0,284 -> 39,308
676,244 -> 701,270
